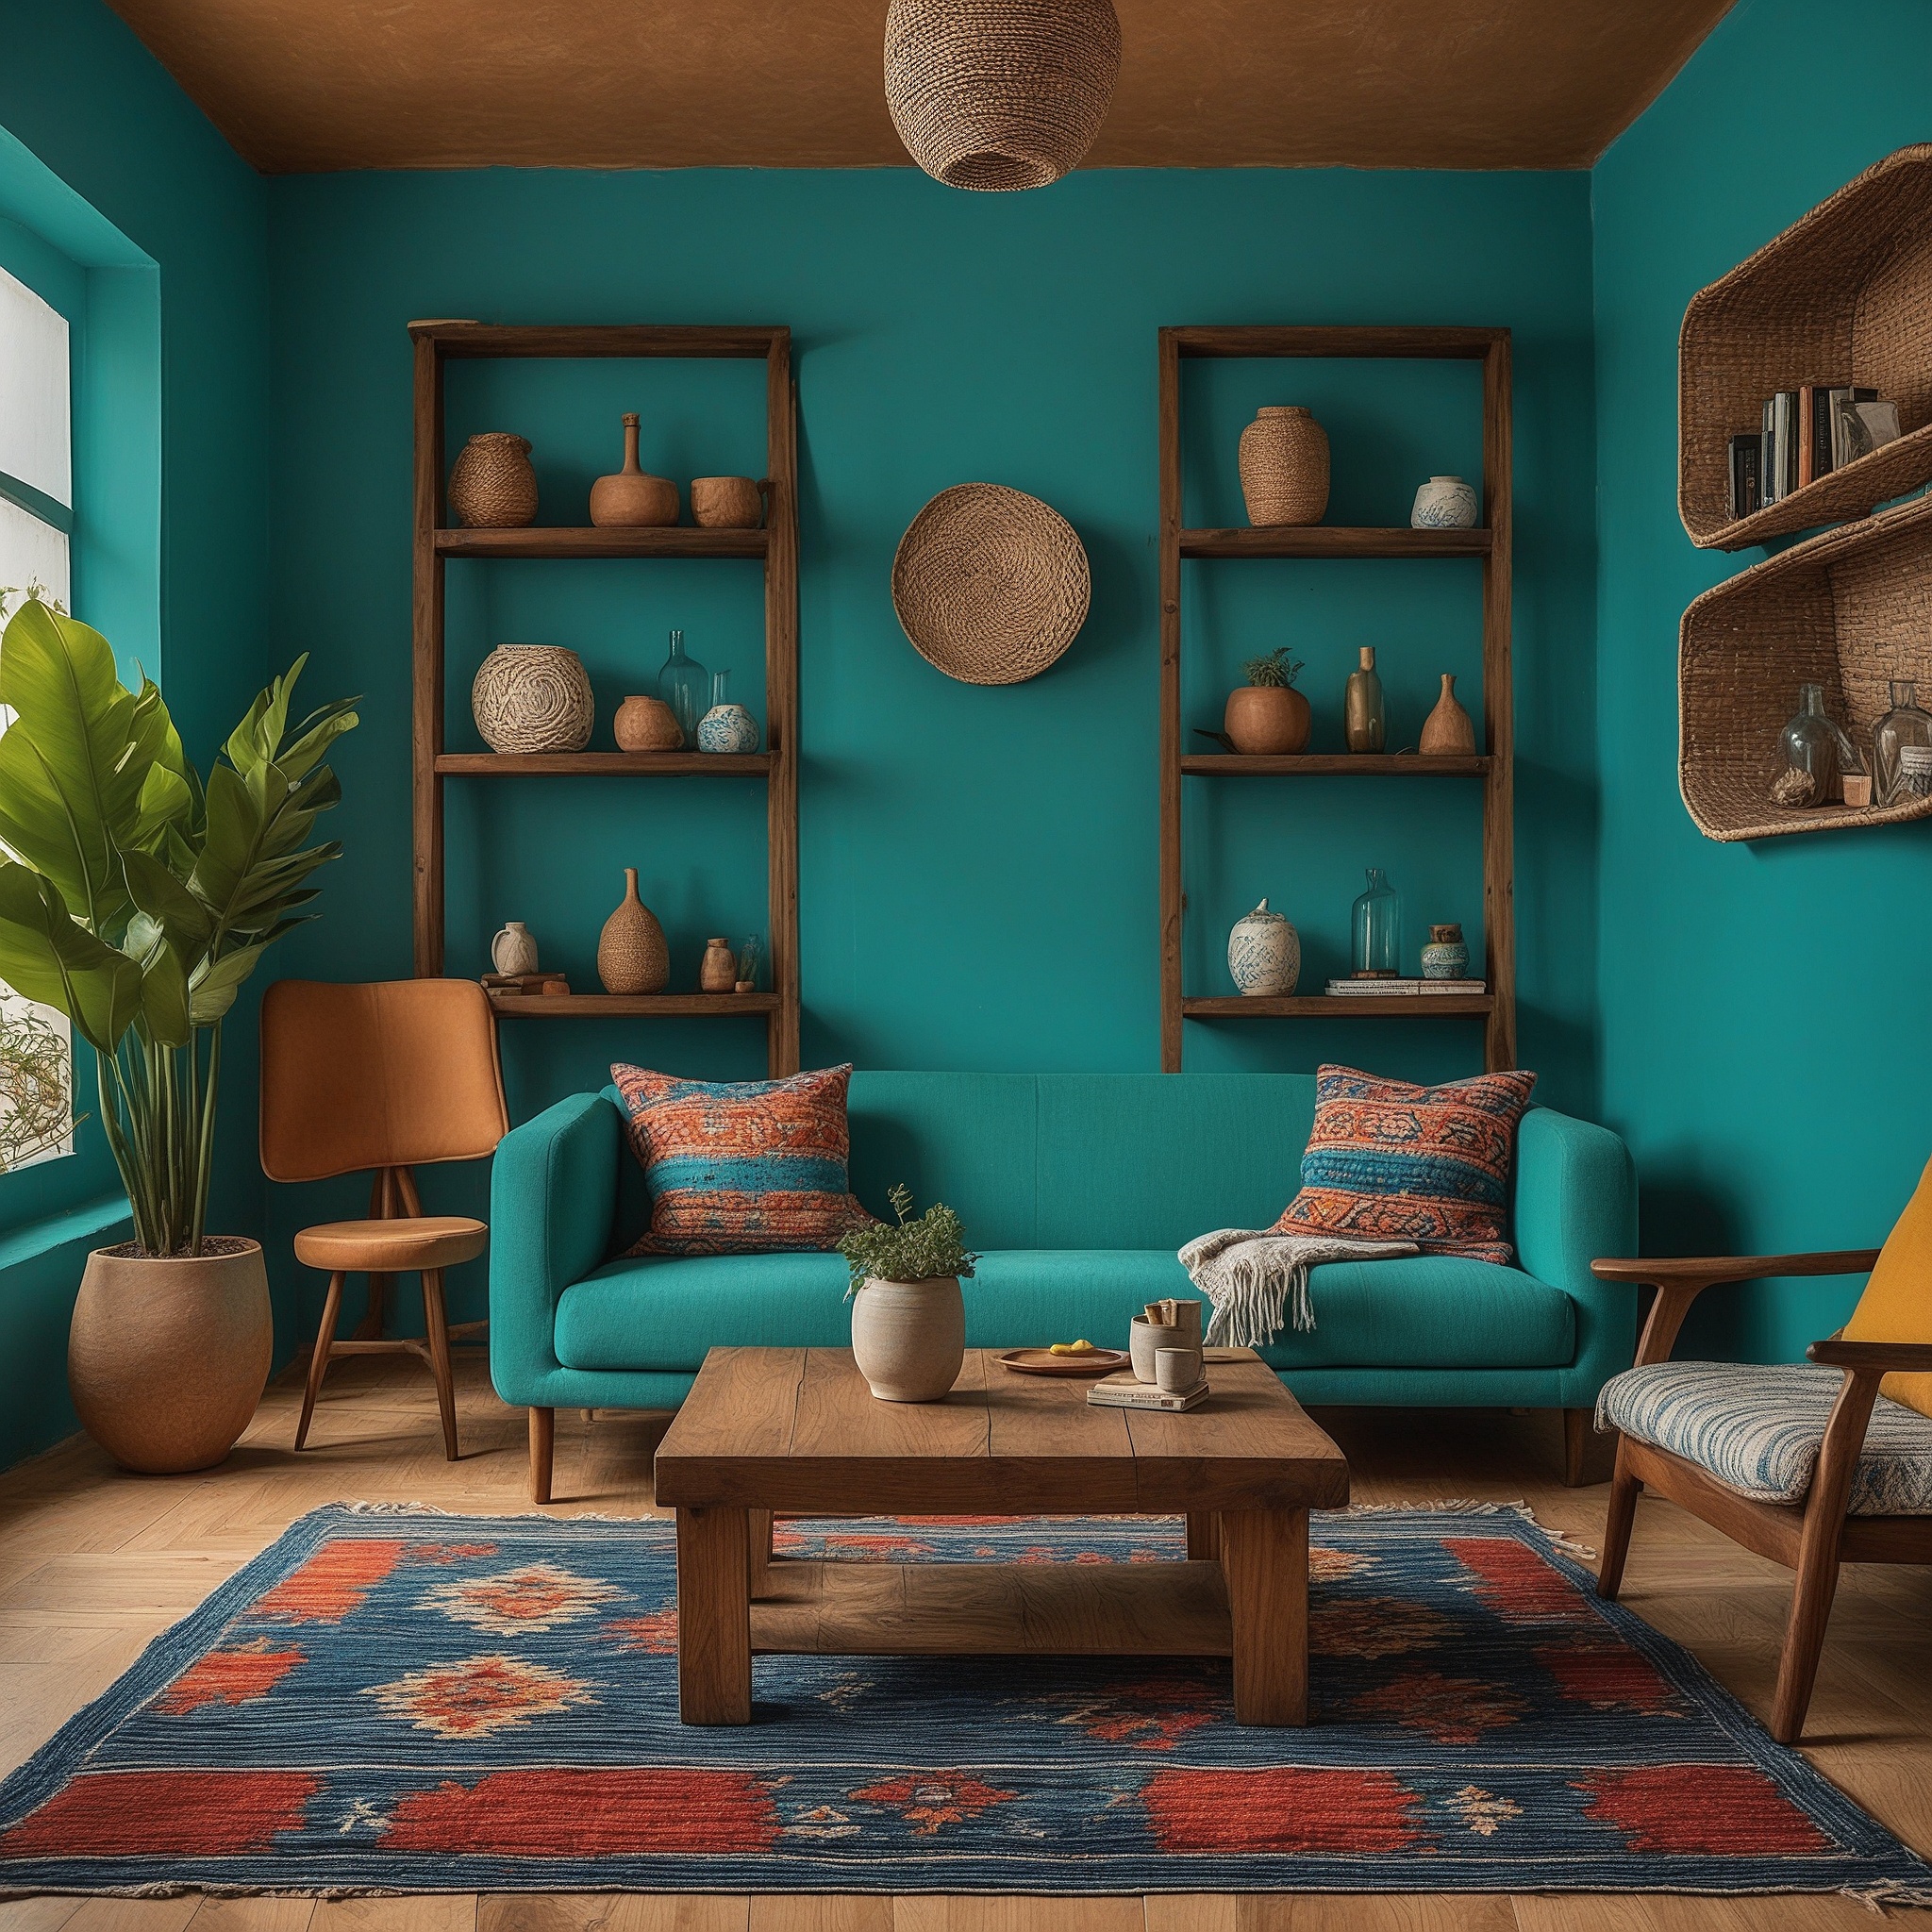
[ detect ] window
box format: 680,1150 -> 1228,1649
0,260 -> 75,1172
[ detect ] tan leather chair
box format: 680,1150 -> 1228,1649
260,979 -> 508,1458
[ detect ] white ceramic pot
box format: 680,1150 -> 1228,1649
69,1239 -> 273,1473
1410,475 -> 1479,530
850,1275 -> 966,1402
696,705 -> 760,754
491,921 -> 539,976
1227,899 -> 1300,996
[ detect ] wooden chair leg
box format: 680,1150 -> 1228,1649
1561,1407 -> 1591,1487
1596,1442 -> 1641,1600
529,1407 -> 555,1504
294,1272 -> 346,1451
419,1269 -> 459,1461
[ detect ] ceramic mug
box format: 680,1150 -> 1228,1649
1155,1347 -> 1201,1393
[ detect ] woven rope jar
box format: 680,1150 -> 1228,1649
448,433 -> 538,528
891,483 -> 1091,685
1239,407 -> 1330,526
471,644 -> 594,755
883,0 -> 1121,192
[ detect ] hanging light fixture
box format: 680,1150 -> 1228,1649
884,0 -> 1122,193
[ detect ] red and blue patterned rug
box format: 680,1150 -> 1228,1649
2,1504 -> 1927,1904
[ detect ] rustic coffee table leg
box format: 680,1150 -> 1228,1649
676,1504 -> 752,1724
1185,1510 -> 1222,1561
1221,1507 -> 1308,1724
747,1507 -> 774,1598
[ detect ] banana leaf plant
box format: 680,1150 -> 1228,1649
0,598 -> 358,1256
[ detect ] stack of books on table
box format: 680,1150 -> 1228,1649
1324,978 -> 1487,997
1729,385 -> 1904,516
1088,1372 -> 1210,1412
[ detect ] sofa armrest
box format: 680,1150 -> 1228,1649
1513,1106 -> 1639,1404
489,1091 -> 623,1404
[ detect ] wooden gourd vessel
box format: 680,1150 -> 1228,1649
598,869 -> 670,993
590,414 -> 679,528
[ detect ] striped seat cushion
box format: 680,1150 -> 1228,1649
1597,1360 -> 1932,1514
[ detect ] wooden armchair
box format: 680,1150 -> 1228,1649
1589,1249 -> 1932,1742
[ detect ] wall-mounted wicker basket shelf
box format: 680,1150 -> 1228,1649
1680,143 -> 1932,551
1681,492 -> 1932,841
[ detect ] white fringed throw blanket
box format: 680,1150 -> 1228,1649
1178,1228 -> 1420,1347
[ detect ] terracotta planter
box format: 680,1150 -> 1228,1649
691,476 -> 766,529
612,694 -> 683,753
69,1239 -> 272,1474
1224,684 -> 1311,755
849,1276 -> 965,1402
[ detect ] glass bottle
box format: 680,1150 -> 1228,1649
1873,679 -> 1932,806
1776,683 -> 1838,809
1351,868 -> 1402,978
708,669 -> 730,715
656,628 -> 708,744
1344,646 -> 1386,753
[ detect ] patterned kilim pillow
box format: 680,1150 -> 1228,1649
611,1063 -> 875,1256
1272,1063 -> 1538,1263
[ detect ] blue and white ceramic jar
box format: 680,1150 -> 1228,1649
1227,899 -> 1300,997
695,669 -> 760,754
1410,475 -> 1479,530
1421,923 -> 1470,979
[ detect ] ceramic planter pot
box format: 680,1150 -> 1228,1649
1410,475 -> 1479,530
69,1239 -> 272,1473
1224,684 -> 1311,755
850,1275 -> 965,1402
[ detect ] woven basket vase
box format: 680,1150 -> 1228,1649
1239,407 -> 1330,526
471,644 -> 594,755
883,0 -> 1121,192
891,484 -> 1091,686
448,433 -> 538,528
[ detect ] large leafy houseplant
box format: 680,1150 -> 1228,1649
0,598 -> 358,1257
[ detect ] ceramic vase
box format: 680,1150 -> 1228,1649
1224,684 -> 1311,755
613,694 -> 683,753
1238,407 -> 1330,526
1410,475 -> 1479,530
597,869 -> 669,994
1421,923 -> 1470,980
1344,646 -> 1386,753
69,1240 -> 272,1473
590,413 -> 679,527
448,433 -> 538,528
700,937 -> 739,993
696,670 -> 760,754
1227,899 -> 1300,996
491,921 -> 539,976
849,1276 -> 966,1402
691,476 -> 766,528
1419,674 -> 1476,756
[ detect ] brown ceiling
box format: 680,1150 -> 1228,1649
107,0 -> 1735,175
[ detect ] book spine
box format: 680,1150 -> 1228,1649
1797,385 -> 1814,489
1812,386 -> 1836,480
1761,397 -> 1778,504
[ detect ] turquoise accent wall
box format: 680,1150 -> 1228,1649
1592,0 -> 1932,1360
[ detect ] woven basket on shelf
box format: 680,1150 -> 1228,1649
891,484 -> 1091,686
448,432 -> 538,528
1238,407 -> 1330,526
1680,143 -> 1932,549
471,644 -> 594,755
883,0 -> 1121,192
1680,492 -> 1932,841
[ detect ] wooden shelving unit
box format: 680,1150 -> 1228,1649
1158,323 -> 1515,1074
410,321 -> 800,1074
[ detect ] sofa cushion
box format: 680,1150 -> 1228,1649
1598,1360 -> 1932,1514
553,1248 -> 1574,1375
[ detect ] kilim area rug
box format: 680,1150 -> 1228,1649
1,1504 -> 1928,1905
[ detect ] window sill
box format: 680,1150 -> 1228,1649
0,1194 -> 131,1273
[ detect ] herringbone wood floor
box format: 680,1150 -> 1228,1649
1,1353 -> 1929,1932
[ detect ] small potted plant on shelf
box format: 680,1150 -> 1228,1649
0,597 -> 358,1474
840,1184 -> 977,1403
1224,646 -> 1310,755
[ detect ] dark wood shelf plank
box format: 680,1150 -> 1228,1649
410,322 -> 782,359
435,526 -> 767,559
1182,994 -> 1495,1020
1171,325 -> 1505,361
437,752 -> 772,776
1180,754 -> 1490,776
489,991 -> 781,1018
1180,526 -> 1491,559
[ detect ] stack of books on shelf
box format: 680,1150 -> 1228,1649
1324,978 -> 1487,997
1729,385 -> 1903,517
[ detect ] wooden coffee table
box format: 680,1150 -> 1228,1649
652,1344 -> 1349,1727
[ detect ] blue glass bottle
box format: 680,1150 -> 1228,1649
1351,868 -> 1402,978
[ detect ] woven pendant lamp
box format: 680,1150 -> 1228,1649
884,0 -> 1122,192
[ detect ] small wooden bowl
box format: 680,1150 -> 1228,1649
691,476 -> 766,528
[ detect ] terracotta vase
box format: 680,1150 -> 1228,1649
1420,673 -> 1476,756
849,1276 -> 966,1402
1224,684 -> 1311,755
590,414 -> 679,528
700,937 -> 739,992
1238,406 -> 1330,526
597,868 -> 669,994
448,433 -> 538,528
69,1239 -> 272,1473
691,476 -> 766,529
613,694 -> 684,753
1344,646 -> 1387,753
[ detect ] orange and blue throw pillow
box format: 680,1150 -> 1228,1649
1272,1063 -> 1538,1264
611,1062 -> 875,1256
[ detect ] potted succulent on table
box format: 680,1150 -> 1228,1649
1224,646 -> 1310,754
0,598 -> 358,1473
840,1184 -> 977,1403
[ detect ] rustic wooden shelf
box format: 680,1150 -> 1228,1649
435,526 -> 767,560
1180,526 -> 1491,559
1180,754 -> 1490,777
1182,994 -> 1494,1019
436,752 -> 773,776
488,991 -> 781,1018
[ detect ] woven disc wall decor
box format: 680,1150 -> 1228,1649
891,483 -> 1091,686
471,643 -> 595,755
883,0 -> 1122,192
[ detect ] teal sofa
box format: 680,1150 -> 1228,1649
491,1072 -> 1637,1498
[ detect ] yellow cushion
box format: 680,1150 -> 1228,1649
1843,1154 -> 1932,1417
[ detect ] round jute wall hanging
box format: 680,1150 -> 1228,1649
891,483 -> 1091,686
